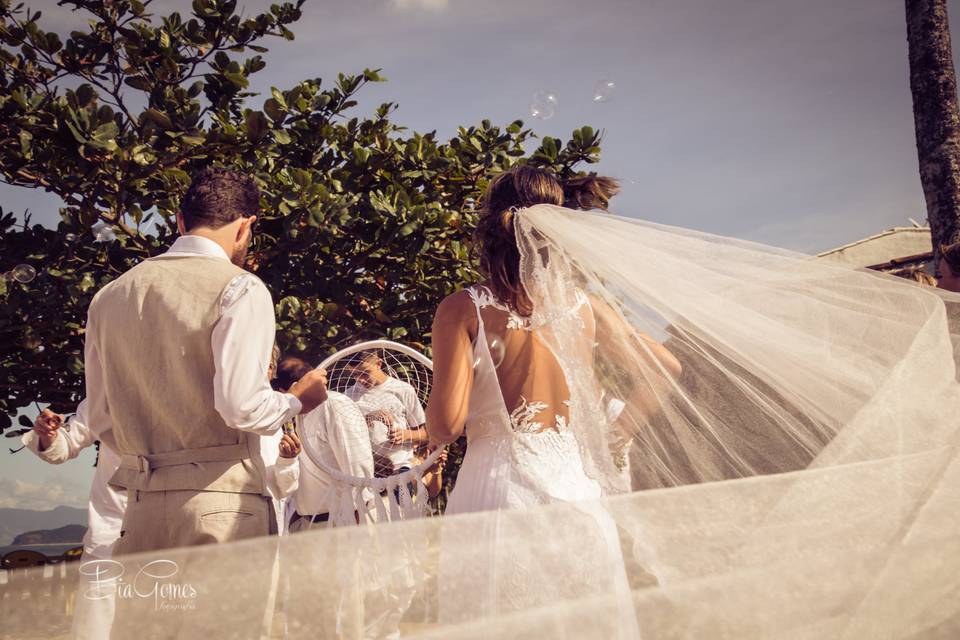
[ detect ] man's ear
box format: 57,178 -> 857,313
176,211 -> 187,234
238,215 -> 257,241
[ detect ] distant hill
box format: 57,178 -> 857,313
12,524 -> 86,545
0,506 -> 87,545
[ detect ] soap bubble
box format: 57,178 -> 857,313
12,264 -> 36,283
592,79 -> 617,103
473,332 -> 507,368
487,334 -> 506,368
530,90 -> 558,120
92,221 -> 117,243
534,90 -> 558,106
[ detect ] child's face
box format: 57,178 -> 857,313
349,358 -> 382,387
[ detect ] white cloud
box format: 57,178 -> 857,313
0,478 -> 87,510
390,0 -> 449,10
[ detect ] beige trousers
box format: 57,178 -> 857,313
114,489 -> 275,555
109,490 -> 278,640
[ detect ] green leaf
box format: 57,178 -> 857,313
143,109 -> 174,129
264,99 -> 286,123
245,110 -> 268,142
76,84 -> 96,107
89,122 -> 119,150
124,76 -> 153,91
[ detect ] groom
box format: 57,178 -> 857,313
82,167 -> 328,555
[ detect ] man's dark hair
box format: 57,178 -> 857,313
273,356 -> 313,392
179,167 -> 261,231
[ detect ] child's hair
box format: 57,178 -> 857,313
272,356 -> 314,392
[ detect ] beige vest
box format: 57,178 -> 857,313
91,254 -> 265,494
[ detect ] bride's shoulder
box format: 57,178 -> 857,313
434,288 -> 479,331
436,288 -> 475,316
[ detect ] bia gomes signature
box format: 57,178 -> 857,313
79,559 -> 198,610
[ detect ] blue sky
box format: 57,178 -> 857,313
4,0 -> 960,510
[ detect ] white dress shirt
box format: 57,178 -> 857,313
21,400 -> 124,559
81,235 -> 303,495
292,392 -> 374,517
260,433 -> 300,535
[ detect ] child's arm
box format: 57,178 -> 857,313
421,447 -> 448,498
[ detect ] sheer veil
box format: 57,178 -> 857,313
516,204 -> 960,492
6,205 -> 959,639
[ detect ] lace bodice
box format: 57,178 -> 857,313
464,285 -> 584,436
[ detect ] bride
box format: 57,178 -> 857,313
427,166 -> 679,509
425,167 -> 678,634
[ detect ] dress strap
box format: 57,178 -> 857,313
465,286 -> 487,330
466,285 -> 532,331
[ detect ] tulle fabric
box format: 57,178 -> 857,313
4,205 -> 960,639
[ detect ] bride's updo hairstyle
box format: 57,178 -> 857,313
563,173 -> 621,211
475,166 -> 564,315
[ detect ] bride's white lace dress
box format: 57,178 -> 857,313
439,284 -> 639,637
445,285 -> 603,511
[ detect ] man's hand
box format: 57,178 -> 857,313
278,433 -> 301,459
33,409 -> 63,452
290,368 -> 328,414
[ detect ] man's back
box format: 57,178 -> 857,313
88,253 -> 263,493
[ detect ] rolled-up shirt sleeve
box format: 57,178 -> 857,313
268,455 -> 300,499
21,399 -> 98,464
212,274 -> 302,434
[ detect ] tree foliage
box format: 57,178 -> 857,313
0,0 -> 605,438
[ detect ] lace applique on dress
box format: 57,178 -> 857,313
471,286 -> 530,330
469,285 -> 590,331
509,396 -> 572,434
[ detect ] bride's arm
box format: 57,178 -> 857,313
588,293 -> 683,428
590,294 -> 682,379
426,291 -> 476,445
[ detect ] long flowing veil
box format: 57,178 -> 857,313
5,205 -> 960,639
